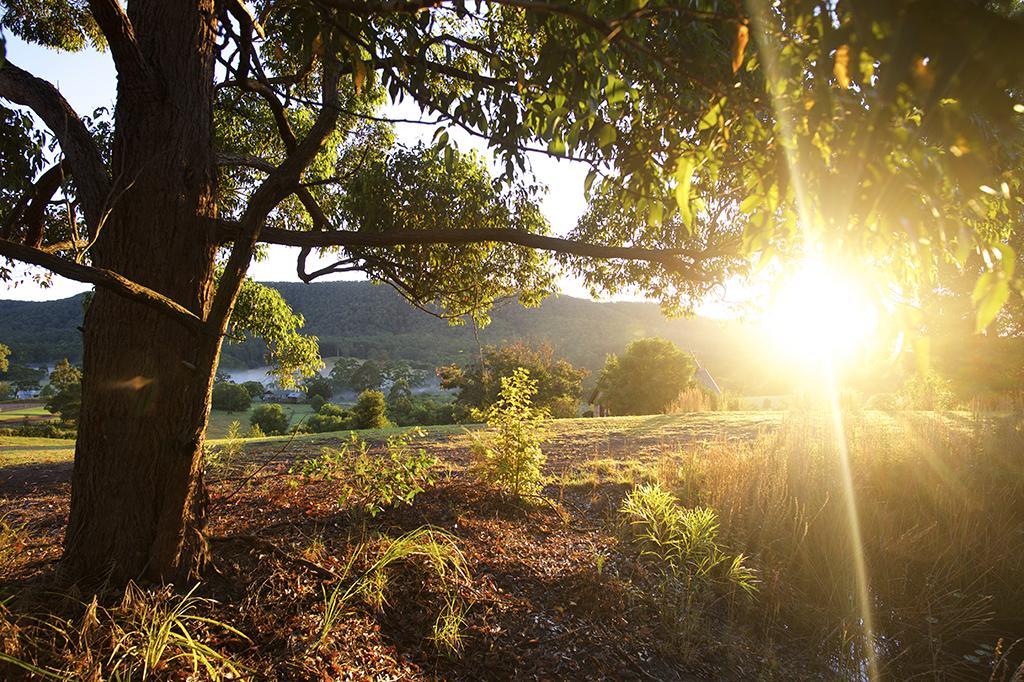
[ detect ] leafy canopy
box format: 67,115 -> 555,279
597,337 -> 696,416
2,0 -> 1023,329
438,341 -> 586,417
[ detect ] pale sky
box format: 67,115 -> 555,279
1,36 -> 742,316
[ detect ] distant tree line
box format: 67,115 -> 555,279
439,342 -> 587,419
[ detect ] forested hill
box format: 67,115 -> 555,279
0,281 -> 774,392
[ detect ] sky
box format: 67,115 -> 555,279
1,36 -> 741,316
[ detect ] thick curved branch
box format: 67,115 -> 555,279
0,239 -> 203,331
86,0 -> 154,89
239,224 -> 721,279
0,61 -> 111,236
208,57 -> 344,330
21,161 -> 66,248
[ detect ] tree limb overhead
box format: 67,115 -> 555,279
0,238 -> 204,331
0,61 -> 111,237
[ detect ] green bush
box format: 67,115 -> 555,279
211,382 -> 251,412
318,402 -> 347,416
304,401 -> 354,433
351,389 -> 390,429
0,422 -> 76,439
310,394 -> 326,412
250,403 -> 289,435
548,395 -> 579,418
619,483 -> 756,594
291,430 -> 437,516
596,338 -> 696,415
241,380 -> 266,399
387,387 -> 456,426
306,412 -> 351,433
45,358 -> 82,423
470,367 -> 547,498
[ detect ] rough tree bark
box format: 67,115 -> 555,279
57,1 -> 223,585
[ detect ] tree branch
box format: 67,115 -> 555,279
234,224 -> 718,279
21,161 -> 66,248
208,57 -> 344,331
85,0 -> 154,89
0,239 -> 203,331
0,61 -> 111,236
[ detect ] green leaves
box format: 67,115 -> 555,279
0,0 -> 104,51
971,243 -> 1017,332
227,276 -> 323,387
674,156 -> 694,230
596,123 -> 617,149
337,144 -> 556,324
471,367 -> 547,498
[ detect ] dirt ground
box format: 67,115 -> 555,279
0,414 -> 790,680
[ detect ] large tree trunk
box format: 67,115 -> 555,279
58,1 -> 223,586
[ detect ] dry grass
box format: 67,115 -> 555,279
1,410 -> 1022,679
662,411 -> 1024,679
0,583 -> 248,680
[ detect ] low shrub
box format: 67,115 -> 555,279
211,382 -> 251,412
0,422 -> 76,439
250,404 -> 289,435
470,368 -> 547,498
291,429 -> 437,517
388,393 -> 456,426
548,395 -> 579,418
306,413 -> 350,433
305,402 -> 355,433
205,421 -> 244,472
619,483 -> 756,594
616,482 -> 756,662
351,390 -> 390,429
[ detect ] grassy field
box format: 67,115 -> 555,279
2,411 -> 785,469
1,410 -> 1021,679
206,402 -> 317,438
0,403 -> 55,424
0,435 -> 76,466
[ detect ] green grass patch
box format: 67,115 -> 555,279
0,404 -> 55,423
207,403 -> 316,439
0,436 -> 75,467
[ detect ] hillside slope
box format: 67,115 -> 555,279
0,281 -> 775,392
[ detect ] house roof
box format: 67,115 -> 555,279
694,366 -> 722,396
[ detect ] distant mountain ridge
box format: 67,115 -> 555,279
0,281 -> 775,392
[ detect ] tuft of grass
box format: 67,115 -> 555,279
105,583 -> 249,680
619,483 -> 757,595
0,583 -> 248,681
0,513 -> 27,576
311,527 -> 470,655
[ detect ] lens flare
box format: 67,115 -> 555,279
746,1 -> 880,676
763,258 -> 878,367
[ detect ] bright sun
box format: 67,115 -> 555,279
763,258 -> 879,366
